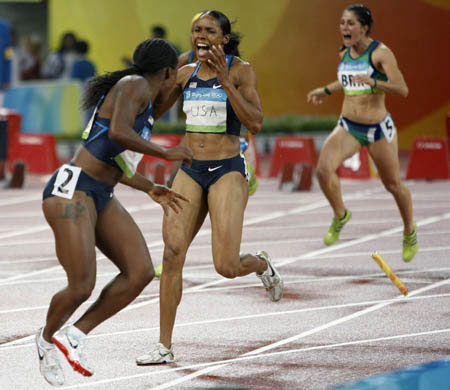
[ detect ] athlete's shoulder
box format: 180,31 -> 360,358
178,62 -> 197,73
372,41 -> 395,60
117,74 -> 147,88
230,56 -> 255,76
230,56 -> 249,67
338,46 -> 347,59
114,75 -> 150,99
175,62 -> 197,89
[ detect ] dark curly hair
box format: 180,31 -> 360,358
81,38 -> 177,110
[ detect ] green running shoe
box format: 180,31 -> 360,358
324,209 -> 352,246
245,155 -> 259,196
248,170 -> 259,196
154,263 -> 163,278
402,223 -> 418,262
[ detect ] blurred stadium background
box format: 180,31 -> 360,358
1,0 -> 449,152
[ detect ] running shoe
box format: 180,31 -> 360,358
324,209 -> 352,246
136,342 -> 175,365
256,251 -> 283,302
154,263 -> 163,278
402,223 -> 418,262
35,328 -> 65,387
52,326 -> 94,377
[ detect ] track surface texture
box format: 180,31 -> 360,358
1,173 -> 449,389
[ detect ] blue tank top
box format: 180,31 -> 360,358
182,55 -> 241,136
81,94 -> 154,178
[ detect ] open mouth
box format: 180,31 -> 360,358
196,43 -> 210,56
343,34 -> 351,40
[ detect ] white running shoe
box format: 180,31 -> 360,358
256,251 -> 284,302
136,342 -> 175,365
35,328 -> 65,387
52,326 -> 94,377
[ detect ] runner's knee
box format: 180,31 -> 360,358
214,261 -> 238,279
69,278 -> 95,304
129,262 -> 154,289
383,179 -> 402,195
162,244 -> 186,273
316,160 -> 333,183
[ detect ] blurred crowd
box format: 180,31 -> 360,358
1,19 -> 97,90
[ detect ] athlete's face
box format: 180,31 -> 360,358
191,15 -> 230,61
340,10 -> 368,47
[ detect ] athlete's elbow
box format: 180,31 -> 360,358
108,128 -> 125,145
246,115 -> 263,135
401,86 -> 409,98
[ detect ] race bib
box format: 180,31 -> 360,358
51,164 -> 82,199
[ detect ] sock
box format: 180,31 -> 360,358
39,328 -> 54,350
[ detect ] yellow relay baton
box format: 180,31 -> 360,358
371,252 -> 408,296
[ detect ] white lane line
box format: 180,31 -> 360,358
3,209 -> 447,309
311,245 -> 450,259
97,211 -> 450,313
136,278 -> 450,390
278,212 -> 450,266
3,291 -> 450,351
0,187 -> 383,281
3,267 -> 449,315
0,225 -> 50,240
0,193 -> 41,207
57,327 -> 450,389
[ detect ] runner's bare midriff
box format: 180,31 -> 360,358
341,93 -> 387,124
185,132 -> 240,160
73,146 -> 123,186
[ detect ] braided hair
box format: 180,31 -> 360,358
197,10 -> 242,57
81,38 -> 177,110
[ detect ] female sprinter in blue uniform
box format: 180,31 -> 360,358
35,38 -> 193,386
136,10 -> 283,365
307,4 -> 417,261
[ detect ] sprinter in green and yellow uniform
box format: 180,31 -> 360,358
307,4 -> 417,262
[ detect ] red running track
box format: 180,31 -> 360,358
1,173 -> 450,389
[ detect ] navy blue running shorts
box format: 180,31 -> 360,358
181,153 -> 249,192
43,163 -> 114,214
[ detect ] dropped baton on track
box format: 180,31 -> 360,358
371,251 -> 409,296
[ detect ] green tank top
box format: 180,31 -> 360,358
337,40 -> 388,96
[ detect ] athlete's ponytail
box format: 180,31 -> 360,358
81,38 -> 177,110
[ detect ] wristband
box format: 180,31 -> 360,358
324,86 -> 331,95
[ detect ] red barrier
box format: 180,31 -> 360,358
139,134 -> 182,176
447,113 -> 450,154
337,147 -> 376,179
406,137 -> 450,180
269,136 -> 317,178
279,162 -> 313,191
8,133 -> 59,174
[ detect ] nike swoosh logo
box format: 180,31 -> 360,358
68,337 -> 79,349
212,84 -> 222,89
38,348 -> 44,360
208,166 -> 223,172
